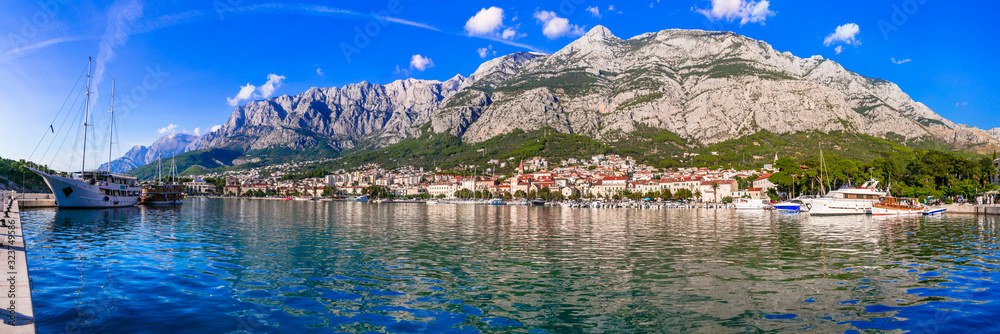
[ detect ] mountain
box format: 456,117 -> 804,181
129,26 -> 998,176
100,133 -> 199,173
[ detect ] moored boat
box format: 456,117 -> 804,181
141,183 -> 185,205
773,198 -> 804,211
801,179 -> 886,215
28,58 -> 141,209
733,197 -> 769,210
923,208 -> 947,215
870,196 -> 924,216
30,168 -> 142,208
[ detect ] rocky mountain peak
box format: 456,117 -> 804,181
123,25 -> 1000,171
100,133 -> 199,173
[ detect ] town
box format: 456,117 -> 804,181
183,154 -> 783,203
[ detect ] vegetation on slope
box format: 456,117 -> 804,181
128,148 -> 242,180
0,156 -> 61,192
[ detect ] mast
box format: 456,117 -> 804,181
82,57 -> 92,175
107,79 -> 115,173
157,153 -> 162,185
819,147 -> 826,196
171,155 -> 176,184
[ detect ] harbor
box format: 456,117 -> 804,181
12,197 -> 1000,332
0,191 -> 35,333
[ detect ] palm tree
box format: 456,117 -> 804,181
711,182 -> 720,203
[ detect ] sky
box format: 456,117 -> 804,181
1,0 -> 998,172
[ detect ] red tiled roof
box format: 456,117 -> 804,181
754,173 -> 774,181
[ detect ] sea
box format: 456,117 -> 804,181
20,198 -> 1000,333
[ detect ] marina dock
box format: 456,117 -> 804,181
0,191 -> 36,333
10,193 -> 55,209
938,204 -> 1000,216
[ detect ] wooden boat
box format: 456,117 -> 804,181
141,183 -> 185,205
870,196 -> 924,216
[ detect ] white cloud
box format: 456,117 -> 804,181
695,0 -> 774,25
824,23 -> 860,46
157,124 -> 178,134
501,26 -> 525,40
464,7 -> 525,42
834,46 -> 843,54
465,7 -> 505,35
891,57 -> 911,65
608,5 -> 615,11
316,67 -> 324,76
956,102 -> 969,107
534,10 -> 586,39
227,83 -> 256,106
210,125 -> 222,133
587,6 -> 601,18
410,54 -> 434,71
258,74 -> 285,99
477,45 -> 496,58
193,127 -> 201,136
94,0 -> 144,89
226,74 -> 286,106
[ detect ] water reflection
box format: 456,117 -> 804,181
18,199 -> 1000,333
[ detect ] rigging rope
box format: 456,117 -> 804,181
40,83 -> 85,166
28,66 -> 87,162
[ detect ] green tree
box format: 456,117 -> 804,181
322,186 -> 337,197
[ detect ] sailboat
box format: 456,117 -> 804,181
140,154 -> 185,205
28,57 -> 142,208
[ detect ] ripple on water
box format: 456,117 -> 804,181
19,201 -> 1000,333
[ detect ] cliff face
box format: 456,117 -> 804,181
455,26 -> 963,145
197,76 -> 468,151
183,26 -> 999,158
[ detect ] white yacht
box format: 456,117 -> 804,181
29,57 -> 141,209
733,198 -> 769,210
30,168 -> 141,208
801,179 -> 886,215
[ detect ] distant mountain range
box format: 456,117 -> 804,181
100,133 -> 199,173
118,26 -> 1000,175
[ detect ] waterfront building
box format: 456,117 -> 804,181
184,179 -> 217,194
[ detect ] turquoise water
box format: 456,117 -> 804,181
20,198 -> 1000,333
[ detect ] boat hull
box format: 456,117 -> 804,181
733,198 -> 769,210
923,208 -> 947,215
143,200 -> 183,206
30,168 -> 139,208
870,206 -> 924,216
802,198 -> 874,215
773,204 -> 801,211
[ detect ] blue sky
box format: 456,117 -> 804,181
1,0 -> 998,171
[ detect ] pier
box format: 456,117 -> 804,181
0,191 -> 36,333
5,193 -> 55,209
938,204 -> 1000,216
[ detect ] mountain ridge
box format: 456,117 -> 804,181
120,25 -> 999,175
100,133 -> 198,173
